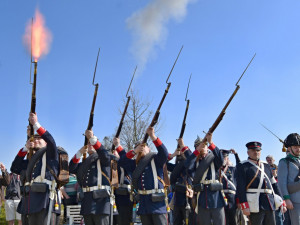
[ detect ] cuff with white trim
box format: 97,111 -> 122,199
93,140 -> 101,150
75,150 -> 82,160
240,202 -> 249,210
33,122 -> 46,136
72,152 -> 81,164
17,148 -> 28,157
126,150 -> 136,159
89,136 -> 98,146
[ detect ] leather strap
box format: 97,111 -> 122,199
246,166 -> 260,190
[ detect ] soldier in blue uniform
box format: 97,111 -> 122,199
168,138 -> 193,225
236,141 -> 286,225
185,133 -> 226,225
219,149 -> 240,225
69,130 -> 112,225
111,137 -> 134,225
10,113 -> 60,225
118,126 -> 169,225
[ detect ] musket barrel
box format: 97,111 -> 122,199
111,67 -> 137,151
142,46 -> 183,145
83,49 -> 100,161
202,55 -> 255,144
179,99 -> 189,139
28,61 -> 37,160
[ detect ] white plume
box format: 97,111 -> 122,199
127,0 -> 194,71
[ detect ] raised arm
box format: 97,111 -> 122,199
29,113 -> 58,160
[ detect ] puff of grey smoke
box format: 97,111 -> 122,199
127,0 -> 194,72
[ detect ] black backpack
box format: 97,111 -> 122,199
53,146 -> 69,188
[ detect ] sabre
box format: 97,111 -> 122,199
260,123 -> 287,152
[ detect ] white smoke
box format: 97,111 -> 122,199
127,0 -> 194,71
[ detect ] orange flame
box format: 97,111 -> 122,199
23,9 -> 52,61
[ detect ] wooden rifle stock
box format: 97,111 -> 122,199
179,99 -> 190,139
143,83 -> 170,144
28,61 -> 37,160
203,86 -> 239,143
84,83 -> 99,160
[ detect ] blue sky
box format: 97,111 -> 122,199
1,0 -> 300,170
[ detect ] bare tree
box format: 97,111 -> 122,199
120,89 -> 164,151
102,89 -> 163,152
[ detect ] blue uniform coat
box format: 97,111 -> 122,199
185,144 -> 226,209
118,138 -> 168,215
69,143 -> 111,215
11,130 -> 59,214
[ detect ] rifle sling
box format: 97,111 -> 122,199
246,166 -> 260,190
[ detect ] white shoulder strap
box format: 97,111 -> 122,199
200,162 -> 216,183
211,163 -> 216,180
258,162 -> 264,190
120,167 -> 125,185
221,171 -> 236,191
40,153 -> 47,182
247,160 -> 276,196
97,159 -> 102,186
151,159 -> 158,189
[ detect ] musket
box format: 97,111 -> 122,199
28,18 -> 37,161
109,68 -> 136,225
260,123 -> 287,152
142,45 -> 183,144
202,53 -> 256,143
111,66 -> 137,151
178,74 -> 192,140
83,48 -> 100,160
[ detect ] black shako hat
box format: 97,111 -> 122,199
246,141 -> 262,150
220,149 -> 231,157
